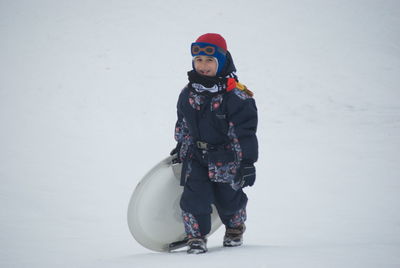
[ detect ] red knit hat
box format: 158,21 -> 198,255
195,33 -> 227,51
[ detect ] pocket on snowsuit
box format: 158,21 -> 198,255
207,150 -> 239,184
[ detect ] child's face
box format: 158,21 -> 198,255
193,56 -> 218,77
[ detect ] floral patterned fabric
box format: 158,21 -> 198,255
208,161 -> 238,184
188,90 -> 205,110
232,87 -> 252,100
174,117 -> 193,161
182,211 -> 201,238
211,94 -> 223,111
227,122 -> 243,162
228,208 -> 247,228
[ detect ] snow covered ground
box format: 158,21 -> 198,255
1,0 -> 399,267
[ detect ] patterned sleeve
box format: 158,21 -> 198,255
174,89 -> 193,161
226,89 -> 258,164
174,91 -> 189,143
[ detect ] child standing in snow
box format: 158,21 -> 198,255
172,33 -> 258,254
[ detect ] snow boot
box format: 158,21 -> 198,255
187,237 -> 207,254
223,223 -> 246,247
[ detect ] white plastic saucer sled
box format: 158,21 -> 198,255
127,155 -> 222,252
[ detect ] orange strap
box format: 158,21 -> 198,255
226,78 -> 254,97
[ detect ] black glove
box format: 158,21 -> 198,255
232,163 -> 256,190
170,143 -> 182,164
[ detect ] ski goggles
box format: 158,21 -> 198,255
191,42 -> 226,57
191,45 -> 216,55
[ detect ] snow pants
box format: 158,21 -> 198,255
180,158 -> 248,238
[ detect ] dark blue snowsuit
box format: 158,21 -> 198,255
174,82 -> 258,238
